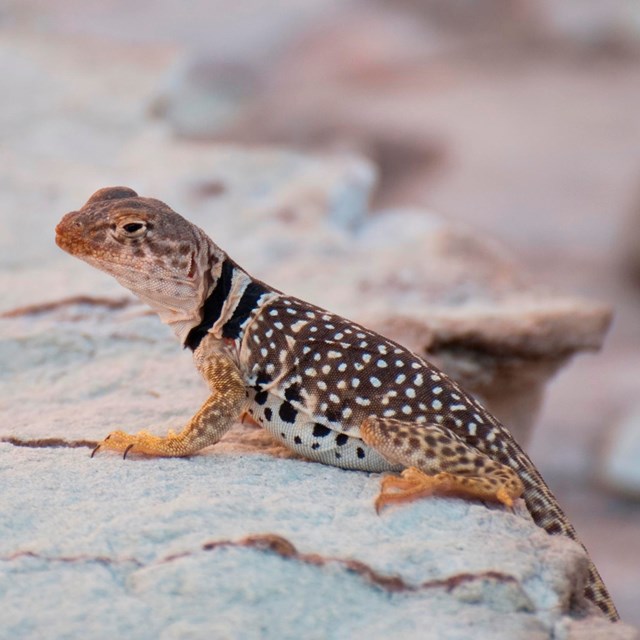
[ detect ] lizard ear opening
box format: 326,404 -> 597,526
84,186 -> 139,207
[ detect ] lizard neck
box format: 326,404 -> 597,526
182,256 -> 275,351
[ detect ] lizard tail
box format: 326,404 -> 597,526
516,463 -> 620,621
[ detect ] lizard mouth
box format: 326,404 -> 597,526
55,211 -> 85,255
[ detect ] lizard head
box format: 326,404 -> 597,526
56,187 -> 223,331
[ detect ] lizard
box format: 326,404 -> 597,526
55,186 -> 619,622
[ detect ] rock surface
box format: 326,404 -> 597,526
0,442 -> 616,640
0,297 -> 633,638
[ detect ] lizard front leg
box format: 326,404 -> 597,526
360,417 -> 524,512
92,355 -> 248,458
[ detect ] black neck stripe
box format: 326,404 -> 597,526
184,258 -> 234,351
221,280 -> 270,340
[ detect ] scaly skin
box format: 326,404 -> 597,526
55,187 -> 619,621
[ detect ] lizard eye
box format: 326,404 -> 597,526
120,221 -> 148,238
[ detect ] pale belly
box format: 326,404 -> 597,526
246,390 -> 399,473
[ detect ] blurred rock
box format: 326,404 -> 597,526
149,8 -> 447,206
601,408 -> 640,499
375,0 -> 540,40
149,56 -> 265,138
537,0 -> 640,53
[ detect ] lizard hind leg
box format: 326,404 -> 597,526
360,417 -> 524,512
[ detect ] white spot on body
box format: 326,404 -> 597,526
355,397 -> 371,406
402,405 -> 412,415
318,381 -> 328,390
305,368 -> 317,377
370,377 -> 381,388
274,321 -> 284,330
377,360 -> 388,368
432,399 -> 442,410
322,365 -> 331,375
329,394 -> 340,403
383,409 -> 396,417
328,351 -> 342,359
337,363 -> 347,372
405,388 -> 416,398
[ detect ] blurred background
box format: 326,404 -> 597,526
2,0 -> 640,625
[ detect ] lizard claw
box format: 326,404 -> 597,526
90,443 -> 102,458
123,444 -> 135,460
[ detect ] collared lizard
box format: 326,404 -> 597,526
55,186 -> 619,621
